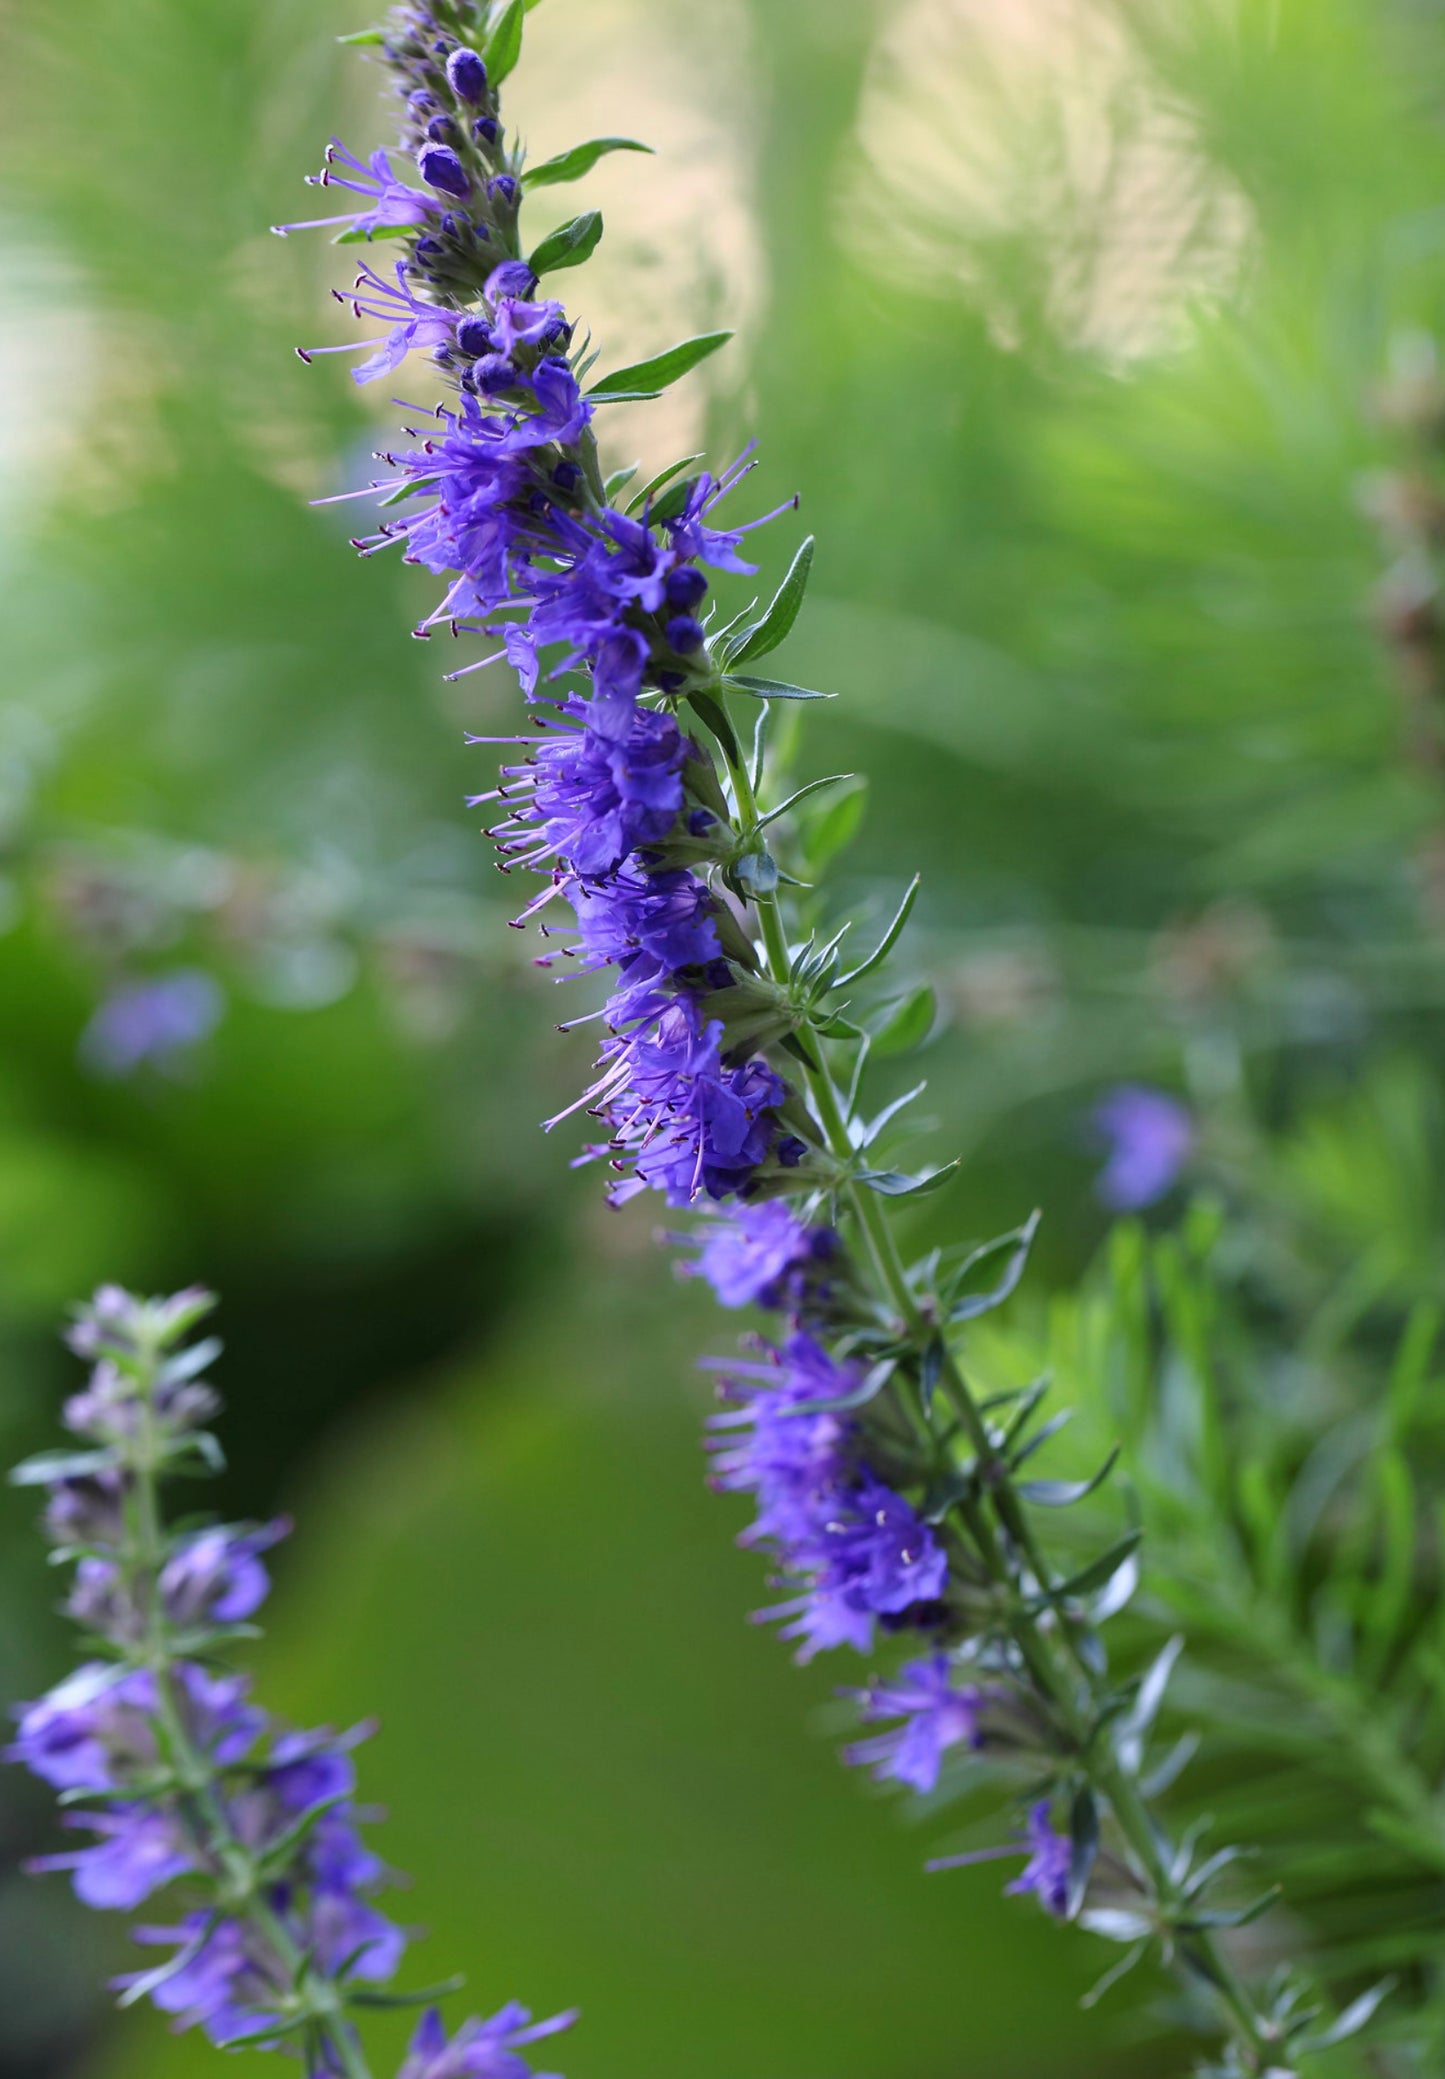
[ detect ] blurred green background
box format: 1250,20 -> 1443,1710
4,0 -> 1445,2074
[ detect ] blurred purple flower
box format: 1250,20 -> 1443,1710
1092,1085 -> 1193,1211
80,969 -> 223,1080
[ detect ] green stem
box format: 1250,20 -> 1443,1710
715,704 -> 1283,2076
123,1340 -> 374,2079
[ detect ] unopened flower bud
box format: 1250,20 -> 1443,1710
474,353 -> 518,395
417,144 -> 470,198
665,565 -> 709,609
456,315 -> 495,357
447,47 -> 489,103
667,616 -> 707,655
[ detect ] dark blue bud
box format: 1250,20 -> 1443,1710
666,616 -> 707,655
408,89 -> 437,112
488,174 -> 520,209
456,315 -> 495,357
543,317 -> 574,348
431,37 -> 454,57
473,115 -> 501,146
552,460 -> 582,491
664,564 -> 709,609
703,959 -> 733,990
417,144 -> 471,198
778,1137 -> 807,1169
447,47 -> 489,102
426,114 -> 456,144
414,236 -> 444,260
474,353 -> 518,395
688,808 -> 716,836
431,344 -> 452,364
654,670 -> 686,694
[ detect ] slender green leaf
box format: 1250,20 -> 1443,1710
337,28 -> 386,43
835,875 -> 921,989
859,1161 -> 960,1199
1297,1978 -> 1396,2052
790,1357 -> 896,1418
727,537 -> 815,667
10,1447 -> 117,1486
1067,1785 -> 1099,1919
725,674 -> 834,704
528,210 -> 603,278
349,1976 -> 468,2010
947,1212 -> 1041,1324
523,138 -> 653,190
484,0 -> 526,84
1018,1446 -> 1120,1507
589,331 -> 732,400
1052,1531 -> 1142,1605
755,772 -> 854,834
625,453 -> 703,515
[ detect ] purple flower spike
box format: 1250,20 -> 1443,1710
1093,1084 -> 1194,1211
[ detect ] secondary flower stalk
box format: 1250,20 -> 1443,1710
7,1285 -> 575,2079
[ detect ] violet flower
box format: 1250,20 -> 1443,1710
1093,1084 -> 1194,1211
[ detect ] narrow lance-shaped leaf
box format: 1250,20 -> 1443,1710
1017,1446 -> 1120,1507
1068,1785 -> 1100,1919
348,1976 -> 469,2010
948,1210 -> 1042,1324
1050,1530 -> 1143,1606
589,331 -> 733,402
484,0 -> 527,84
523,137 -> 653,190
725,673 -> 834,704
727,536 -> 815,667
755,771 -> 856,834
835,874 -> 921,989
1297,1979 -> 1397,2053
625,452 -> 703,515
528,210 -> 604,278
10,1447 -> 118,1486
859,1160 -> 960,1199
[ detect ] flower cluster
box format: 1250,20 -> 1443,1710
8,1285 -> 573,2079
709,1333 -> 948,1662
